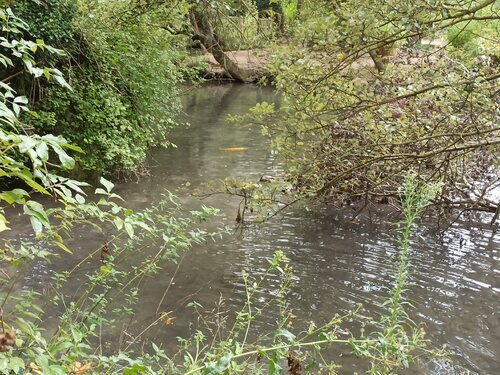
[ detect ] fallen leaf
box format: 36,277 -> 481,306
70,361 -> 93,374
29,363 -> 43,375
164,316 -> 176,326
221,147 -> 248,151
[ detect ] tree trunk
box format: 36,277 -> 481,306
369,50 -> 386,73
297,0 -> 303,16
190,9 -> 255,82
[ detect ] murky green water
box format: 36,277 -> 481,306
12,83 -> 500,374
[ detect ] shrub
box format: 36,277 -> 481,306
12,0 -> 191,173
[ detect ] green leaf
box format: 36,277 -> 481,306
61,143 -> 84,153
204,352 -> 234,375
53,73 -> 72,90
275,328 -> 296,343
0,218 -> 8,232
12,170 -> 49,195
268,357 -> 282,375
95,188 -> 108,195
100,177 -> 114,193
18,135 -> 37,153
15,318 -> 33,334
8,357 -> 24,374
13,95 -> 28,104
29,216 -> 43,235
51,143 -> 75,169
0,189 -> 28,204
24,200 -> 50,234
114,218 -> 124,230
123,364 -> 148,375
56,241 -> 72,254
35,141 -> 49,162
124,222 -> 134,238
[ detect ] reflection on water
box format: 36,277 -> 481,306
10,83 -> 500,374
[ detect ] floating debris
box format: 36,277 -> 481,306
221,147 -> 248,151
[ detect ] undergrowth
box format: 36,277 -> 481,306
1,172 -> 444,374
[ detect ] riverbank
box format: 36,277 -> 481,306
198,48 -> 270,80
198,43 -> 446,83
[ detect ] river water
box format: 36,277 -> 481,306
10,83 -> 500,374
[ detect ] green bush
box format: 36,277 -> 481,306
14,0 -> 78,47
11,0 -> 193,173
446,14 -> 499,56
31,71 -> 149,172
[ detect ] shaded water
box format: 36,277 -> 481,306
11,83 -> 500,374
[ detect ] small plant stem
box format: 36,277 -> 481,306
241,273 -> 252,349
155,251 -> 186,315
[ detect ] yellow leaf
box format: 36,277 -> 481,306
29,363 -> 43,375
164,316 -> 176,326
70,361 -> 93,374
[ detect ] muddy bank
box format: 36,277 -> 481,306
197,43 -> 447,83
200,49 -> 270,80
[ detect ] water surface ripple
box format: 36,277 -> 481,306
13,83 -> 500,374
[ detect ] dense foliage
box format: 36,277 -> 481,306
0,6 -> 223,374
1,1 -> 498,374
241,0 -> 499,217
10,0 -> 196,173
